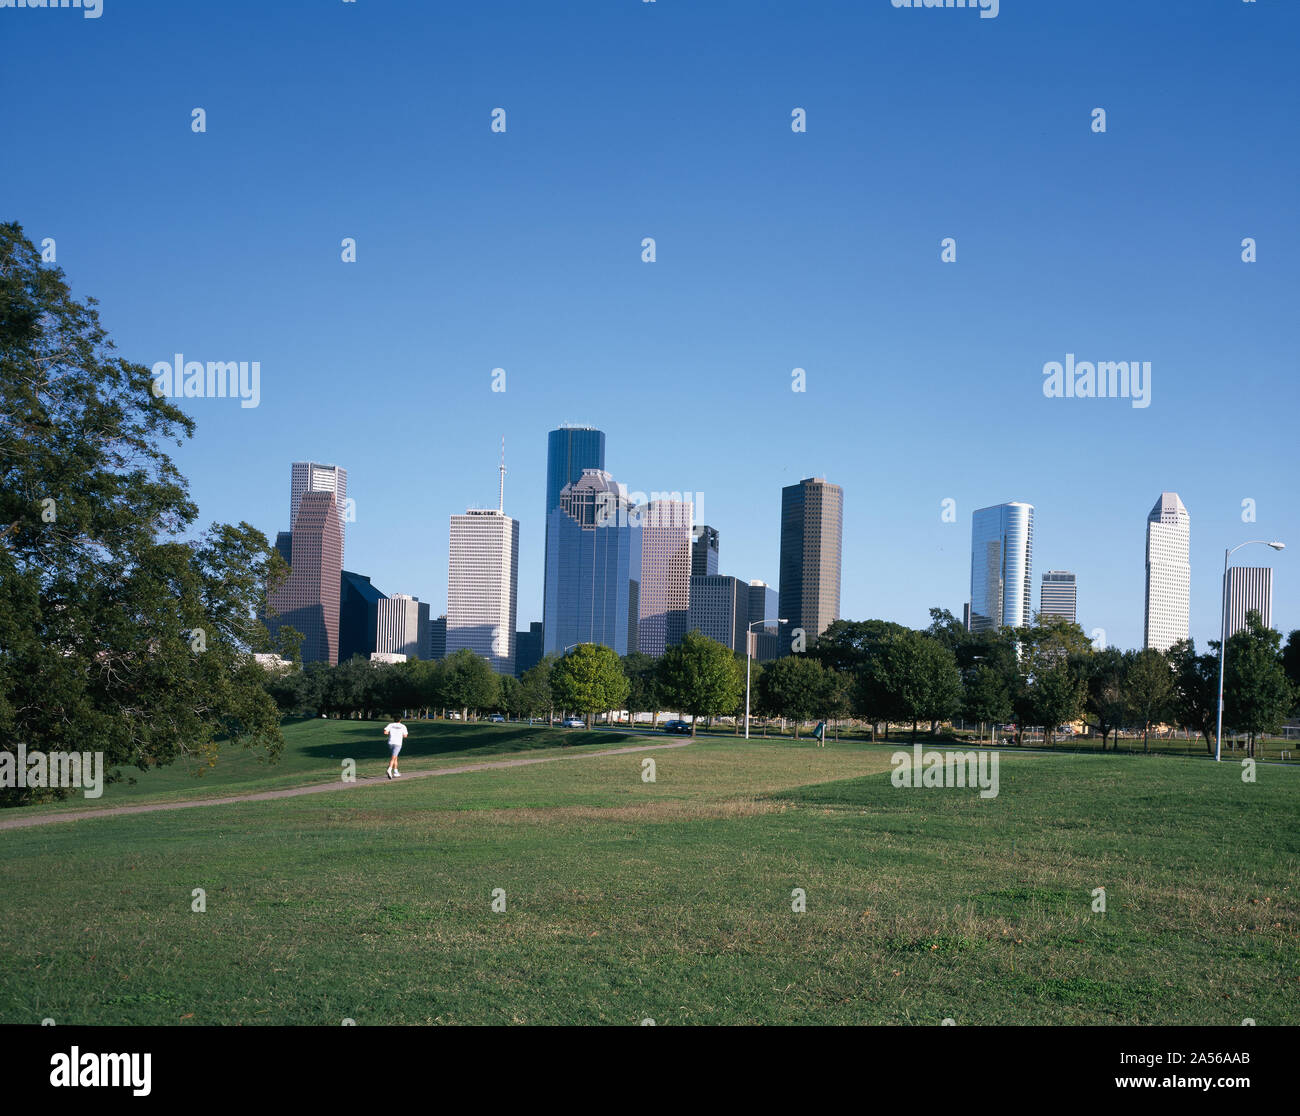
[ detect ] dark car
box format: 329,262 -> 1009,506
661,719 -> 692,735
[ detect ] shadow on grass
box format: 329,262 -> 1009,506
292,718 -> 631,763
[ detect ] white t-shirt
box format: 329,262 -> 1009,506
384,723 -> 408,747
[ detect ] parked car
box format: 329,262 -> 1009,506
488,713 -> 506,723
562,717 -> 586,729
662,719 -> 692,735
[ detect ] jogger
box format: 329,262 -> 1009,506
383,718 -> 408,778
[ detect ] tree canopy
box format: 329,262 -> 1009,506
1,223 -> 282,803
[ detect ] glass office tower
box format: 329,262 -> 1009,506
543,426 -> 606,649
545,427 -> 606,523
691,525 -> 719,577
969,502 -> 1035,633
543,469 -> 640,657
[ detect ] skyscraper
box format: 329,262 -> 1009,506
1039,570 -> 1077,624
778,477 -> 843,654
290,462 -> 348,561
544,469 -> 640,657
638,497 -> 694,656
514,621 -> 544,677
425,615 -> 447,661
447,508 -> 520,674
1143,492 -> 1190,651
748,579 -> 780,662
688,574 -> 749,653
376,594 -> 422,660
339,570 -> 386,662
1227,567 -> 1273,637
416,600 -> 431,660
691,525 -> 719,577
546,426 -> 606,522
969,502 -> 1035,633
266,489 -> 343,664
543,427 -> 605,650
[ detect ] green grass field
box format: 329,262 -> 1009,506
1,721 -> 1296,1025
9,718 -> 630,815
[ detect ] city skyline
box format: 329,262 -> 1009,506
263,436 -> 1292,665
12,5 -> 1293,654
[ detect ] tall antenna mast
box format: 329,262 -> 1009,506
498,436 -> 506,513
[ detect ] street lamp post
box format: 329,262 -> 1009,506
745,618 -> 787,740
1215,540 -> 1285,762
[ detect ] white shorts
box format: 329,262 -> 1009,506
388,741 -> 403,757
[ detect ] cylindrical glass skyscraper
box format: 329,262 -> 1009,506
969,501 -> 1035,632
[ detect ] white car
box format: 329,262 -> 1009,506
562,717 -> 586,729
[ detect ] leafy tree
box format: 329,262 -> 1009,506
1085,647 -> 1128,751
498,674 -> 524,719
656,630 -> 743,739
812,618 -> 908,676
758,655 -> 825,739
0,224 -> 282,803
1125,648 -> 1175,753
1167,639 -> 1219,755
550,644 -> 628,729
876,630 -> 962,742
816,666 -> 853,741
1281,630 -> 1300,713
322,656 -> 369,718
1224,612 -> 1294,758
519,656 -> 555,722
1024,617 -> 1095,659
963,663 -> 1013,744
1028,654 -> 1089,746
290,661 -> 333,717
733,655 -> 762,735
925,607 -> 970,655
622,652 -> 660,728
1000,618 -> 1091,746
407,657 -> 444,719
370,662 -> 409,720
441,649 -> 499,719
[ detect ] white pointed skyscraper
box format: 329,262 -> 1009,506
1143,492 -> 1190,651
446,443 -> 520,674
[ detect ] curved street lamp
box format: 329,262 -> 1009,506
1215,540 -> 1285,762
745,618 -> 787,740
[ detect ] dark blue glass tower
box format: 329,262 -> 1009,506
543,426 -> 606,650
546,427 -> 606,520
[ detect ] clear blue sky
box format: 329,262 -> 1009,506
4,0 -> 1297,651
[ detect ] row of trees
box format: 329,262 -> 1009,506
803,609 -> 1298,754
264,610 -> 1299,755
266,633 -> 751,737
